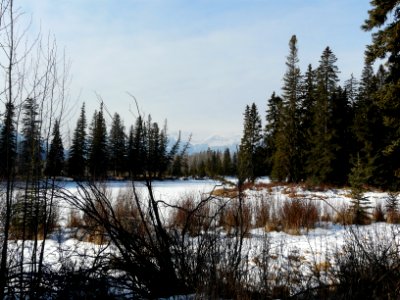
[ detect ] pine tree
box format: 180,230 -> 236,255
45,120 -> 65,177
88,104 -> 109,179
0,102 -> 17,179
19,98 -> 43,179
222,148 -> 233,176
238,103 -> 262,183
352,62 -> 385,186
271,35 -> 302,182
349,155 -> 372,225
68,103 -> 87,179
306,47 -> 339,185
329,87 -> 353,185
299,64 -> 316,177
363,1 -> 400,188
264,92 -> 283,177
109,113 -> 127,178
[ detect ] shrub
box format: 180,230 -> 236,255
169,195 -> 211,236
373,203 -> 385,222
334,205 -> 354,225
10,191 -> 58,240
219,200 -> 252,236
254,196 -> 271,228
331,227 -> 400,299
386,192 -> 400,224
279,199 -> 319,234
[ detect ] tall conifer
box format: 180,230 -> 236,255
68,103 -> 87,179
88,104 -> 109,179
238,103 -> 262,183
363,1 -> 400,188
45,120 -> 64,177
271,35 -> 302,182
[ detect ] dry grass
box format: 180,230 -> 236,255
279,199 -> 319,234
219,200 -> 252,235
254,198 -> 271,228
386,211 -> 400,224
334,205 -> 354,225
373,203 -> 385,222
169,196 -> 212,236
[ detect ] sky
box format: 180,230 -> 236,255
18,0 -> 373,143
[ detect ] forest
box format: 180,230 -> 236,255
1,0 -> 400,299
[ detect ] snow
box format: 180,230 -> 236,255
6,177 -> 399,297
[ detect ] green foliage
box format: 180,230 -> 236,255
19,98 -> 43,179
68,103 -> 87,179
109,113 -> 127,177
305,47 -> 339,185
88,105 -> 109,179
10,191 -> 57,239
45,120 -> 64,177
238,103 -> 263,183
349,155 -> 372,224
363,0 -> 400,188
0,102 -> 17,179
264,92 -> 283,176
271,35 -> 302,183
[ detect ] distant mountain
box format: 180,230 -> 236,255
168,133 -> 240,154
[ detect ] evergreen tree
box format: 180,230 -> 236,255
299,64 -> 317,177
68,103 -> 87,179
349,155 -> 372,225
222,148 -> 233,176
127,118 -> 145,177
88,104 -> 109,179
0,102 -> 17,179
306,47 -> 339,184
45,120 -> 65,177
19,98 -> 42,179
271,35 -> 302,182
109,113 -> 127,177
363,1 -> 400,188
329,87 -> 353,185
264,92 -> 283,176
238,103 -> 262,183
352,62 -> 385,186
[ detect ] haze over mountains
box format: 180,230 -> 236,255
169,132 -> 240,154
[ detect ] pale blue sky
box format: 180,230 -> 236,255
19,0 -> 372,142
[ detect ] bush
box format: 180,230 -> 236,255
331,227 -> 400,299
169,195 -> 211,236
218,200 -> 252,236
10,191 -> 58,240
279,199 -> 319,234
254,196 -> 271,228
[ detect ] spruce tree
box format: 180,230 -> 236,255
352,62 -> 385,187
306,47 -> 339,185
88,104 -> 109,179
363,1 -> 400,188
264,92 -> 283,177
19,97 -> 43,179
329,87 -> 353,185
222,148 -> 233,176
238,103 -> 262,183
68,103 -> 87,179
271,35 -> 302,182
349,155 -> 372,225
127,116 -> 146,178
0,102 -> 17,179
299,64 -> 316,178
109,113 -> 127,178
45,120 -> 65,177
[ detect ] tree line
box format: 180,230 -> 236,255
238,28 -> 400,190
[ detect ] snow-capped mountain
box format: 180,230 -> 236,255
168,133 -> 240,154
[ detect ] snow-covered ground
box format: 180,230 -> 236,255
6,177 -> 400,296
